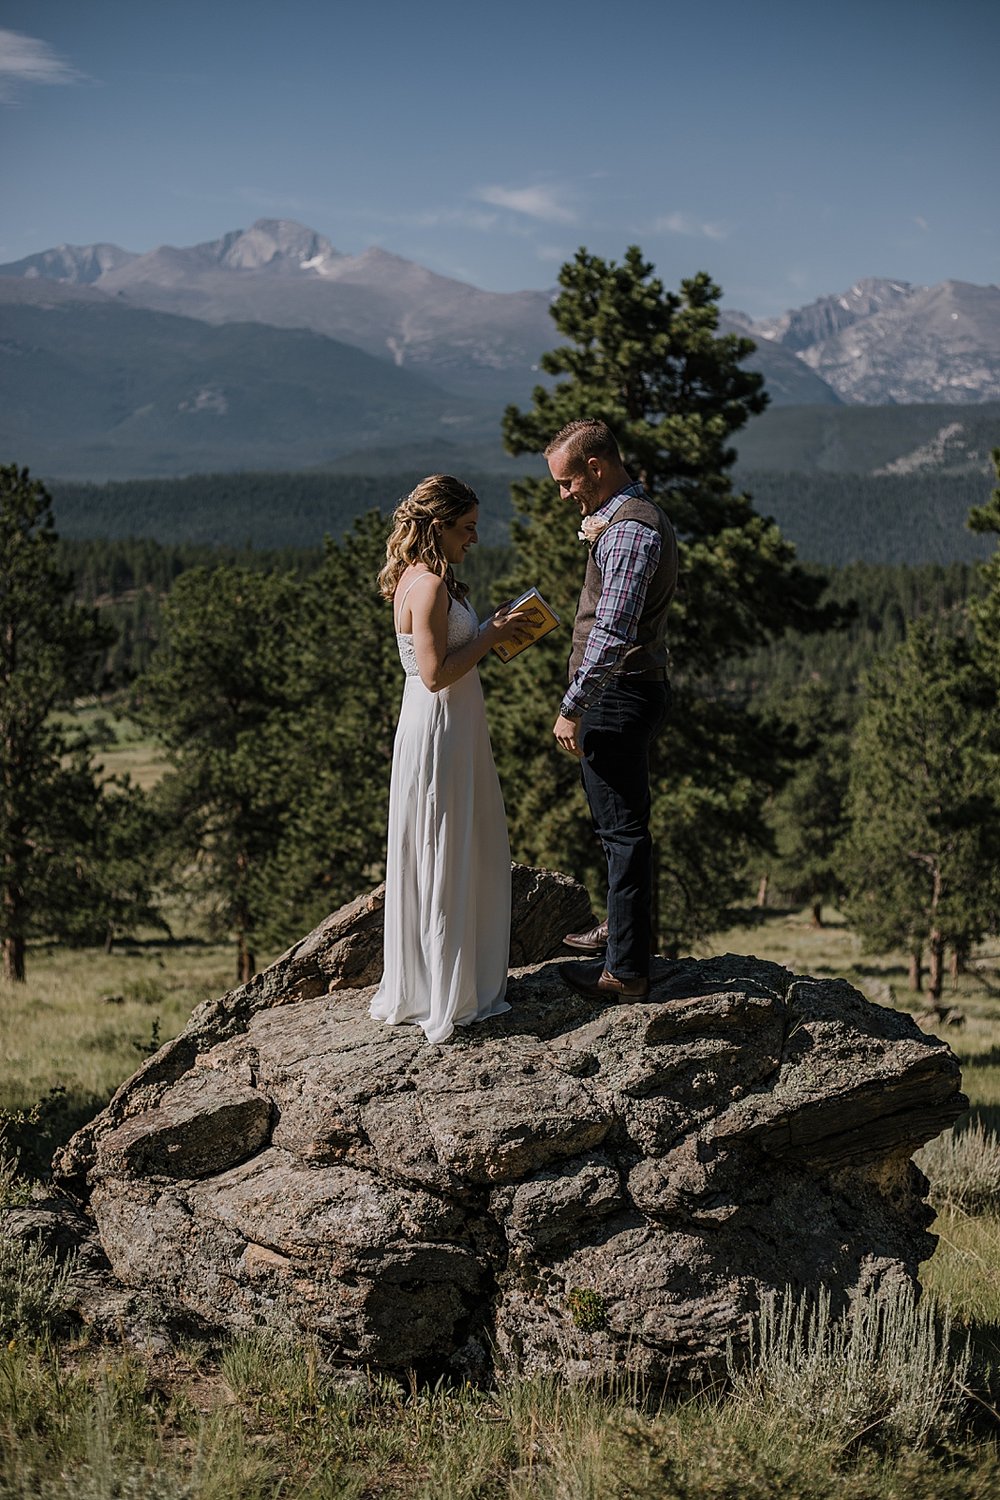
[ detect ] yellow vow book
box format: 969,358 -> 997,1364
491,587 -> 561,663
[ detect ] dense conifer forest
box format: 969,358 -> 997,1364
48,469 -> 519,551
49,463 -> 996,565
58,534 -> 986,703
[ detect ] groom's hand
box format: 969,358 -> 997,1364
553,712 -> 582,758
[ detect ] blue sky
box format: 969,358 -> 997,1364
1,0 -> 997,317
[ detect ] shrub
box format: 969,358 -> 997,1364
0,1127 -> 32,1209
38,1466 -> 195,1500
0,1233 -> 75,1340
567,1286 -> 608,1332
725,1279 -> 969,1451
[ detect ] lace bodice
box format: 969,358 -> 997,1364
395,597 -> 479,677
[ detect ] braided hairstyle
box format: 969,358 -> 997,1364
377,474 -> 478,604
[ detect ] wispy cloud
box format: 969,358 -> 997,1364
913,215 -> 930,232
654,211 -> 728,242
477,184 -> 577,225
401,207 -> 502,233
312,203 -> 505,235
0,29 -> 86,103
536,244 -> 572,263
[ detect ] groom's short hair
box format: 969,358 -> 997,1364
544,418 -> 622,470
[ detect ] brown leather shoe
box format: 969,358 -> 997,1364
562,919 -> 609,953
559,963 -> 650,1002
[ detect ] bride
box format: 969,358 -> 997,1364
370,475 -> 530,1044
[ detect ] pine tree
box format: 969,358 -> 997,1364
841,620 -> 1000,1011
494,247 -> 836,949
132,515 -> 405,971
134,564 -> 302,981
969,447 -> 1000,681
59,776 -> 169,952
254,512 -> 401,944
768,682 -> 851,926
0,466 -> 112,980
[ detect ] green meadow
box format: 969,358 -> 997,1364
3,883 -> 1000,1496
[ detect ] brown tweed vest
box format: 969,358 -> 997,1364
568,495 -> 678,684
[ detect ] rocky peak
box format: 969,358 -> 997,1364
755,278 -> 917,352
4,242 -> 136,285
215,218 -> 342,273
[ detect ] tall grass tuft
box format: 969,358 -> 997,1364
725,1279 -> 969,1452
36,1461 -> 197,1500
1,1114 -> 77,1340
917,1121 -> 1000,1213
0,1236 -> 75,1341
0,1112 -> 35,1207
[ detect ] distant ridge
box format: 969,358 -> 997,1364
46,459 -> 997,567
0,218 -> 840,407
3,220 -> 1000,481
734,400 -> 1000,475
0,281 -> 498,480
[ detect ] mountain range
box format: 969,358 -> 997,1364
728,277 -> 1000,404
2,219 -> 999,480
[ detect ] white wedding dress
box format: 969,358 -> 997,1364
370,587 -> 512,1043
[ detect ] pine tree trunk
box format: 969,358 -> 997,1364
950,943 -> 968,979
237,931 -> 255,984
104,924 -> 115,955
234,852 -> 255,982
1,868 -> 26,982
756,873 -> 769,909
2,933 -> 25,983
810,900 -> 823,929
908,947 -> 923,993
928,929 -> 945,1011
927,864 -> 946,1014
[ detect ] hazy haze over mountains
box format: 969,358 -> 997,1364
5,220 -> 1000,408
0,219 -> 841,407
0,276 -> 499,479
1,220 -> 557,405
2,220 -> 999,480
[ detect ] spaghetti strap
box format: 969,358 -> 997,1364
394,572 -> 440,631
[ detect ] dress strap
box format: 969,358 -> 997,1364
394,571 -> 440,631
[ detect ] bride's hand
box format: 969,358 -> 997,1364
488,605 -> 535,646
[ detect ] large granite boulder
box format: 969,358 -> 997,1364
50,900 -> 965,1380
54,863 -> 592,1194
52,878 -> 964,1387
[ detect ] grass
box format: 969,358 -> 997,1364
725,1280 -> 969,1451
0,1336 -> 997,1499
1,904 -> 999,1495
916,1123 -> 1000,1214
0,935 -> 247,1178
53,700 -> 170,792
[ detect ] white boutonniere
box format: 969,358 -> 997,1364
577,514 -> 611,546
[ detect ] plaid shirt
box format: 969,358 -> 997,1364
560,482 -> 662,718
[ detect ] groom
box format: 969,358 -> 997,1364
547,418 -> 677,1001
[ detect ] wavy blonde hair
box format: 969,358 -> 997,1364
377,474 -> 478,603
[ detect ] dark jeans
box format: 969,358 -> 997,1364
579,675 -> 670,980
